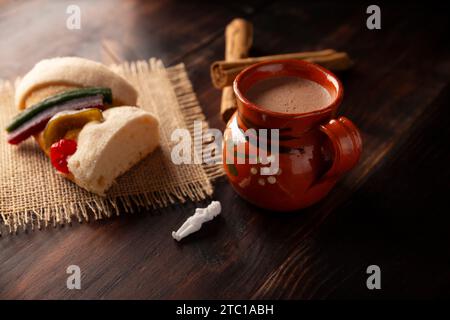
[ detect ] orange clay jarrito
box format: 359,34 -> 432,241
223,59 -> 362,211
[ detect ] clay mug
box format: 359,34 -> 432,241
223,59 -> 362,211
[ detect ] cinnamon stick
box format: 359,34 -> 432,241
211,49 -> 353,89
220,18 -> 253,123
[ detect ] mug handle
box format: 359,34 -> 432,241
316,116 -> 362,184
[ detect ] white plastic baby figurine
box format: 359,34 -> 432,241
172,201 -> 222,241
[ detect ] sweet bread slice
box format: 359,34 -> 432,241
68,106 -> 159,195
6,57 -> 160,196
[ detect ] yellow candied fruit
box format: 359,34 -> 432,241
43,108 -> 103,151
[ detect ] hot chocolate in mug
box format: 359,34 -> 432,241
223,59 -> 362,211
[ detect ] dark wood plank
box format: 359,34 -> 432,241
0,0 -> 449,299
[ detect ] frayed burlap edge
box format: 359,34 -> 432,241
0,60 -> 224,235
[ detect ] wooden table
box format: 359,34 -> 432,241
0,0 -> 449,299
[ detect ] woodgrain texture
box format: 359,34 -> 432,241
0,0 -> 449,299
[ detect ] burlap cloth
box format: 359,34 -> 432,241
0,59 -> 223,235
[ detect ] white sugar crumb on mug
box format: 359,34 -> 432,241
172,201 -> 221,241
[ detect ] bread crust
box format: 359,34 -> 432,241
16,57 -> 138,109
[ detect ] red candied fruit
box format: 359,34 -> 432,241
49,139 -> 77,174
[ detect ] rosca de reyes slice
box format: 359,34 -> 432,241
67,106 -> 160,196
5,57 -> 160,197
